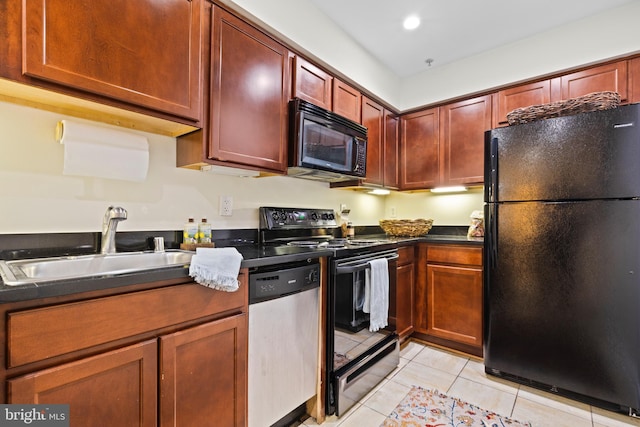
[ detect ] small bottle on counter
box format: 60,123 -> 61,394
198,218 -> 212,243
183,217 -> 198,244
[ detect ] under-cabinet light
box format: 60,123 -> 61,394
200,165 -> 260,178
368,188 -> 391,195
430,186 -> 468,193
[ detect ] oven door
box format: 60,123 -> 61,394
328,249 -> 400,417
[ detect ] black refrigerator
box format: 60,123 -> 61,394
484,103 -> 640,414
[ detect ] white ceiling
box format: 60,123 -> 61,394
307,0 -> 636,78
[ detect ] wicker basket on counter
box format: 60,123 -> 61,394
506,91 -> 621,125
379,219 -> 433,237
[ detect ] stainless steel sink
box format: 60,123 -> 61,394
0,250 -> 194,286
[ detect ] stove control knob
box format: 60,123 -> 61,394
306,268 -> 319,284
327,212 -> 335,220
310,212 -> 318,221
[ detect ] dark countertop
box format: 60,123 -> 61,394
0,227 -> 482,303
0,245 -> 334,303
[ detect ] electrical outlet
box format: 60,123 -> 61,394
219,195 -> 233,216
390,207 -> 397,218
340,203 -> 347,213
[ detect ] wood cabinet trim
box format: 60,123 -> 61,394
8,278 -> 247,368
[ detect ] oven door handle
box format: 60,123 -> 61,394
335,254 -> 398,274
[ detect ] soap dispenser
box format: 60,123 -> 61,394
198,218 -> 212,243
183,217 -> 198,244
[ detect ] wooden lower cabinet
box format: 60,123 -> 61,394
395,246 -> 415,342
4,274 -> 249,427
415,243 -> 483,357
9,340 -> 158,426
160,313 -> 247,427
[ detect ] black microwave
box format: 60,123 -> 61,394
288,98 -> 367,182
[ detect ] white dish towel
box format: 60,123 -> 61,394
189,247 -> 243,292
363,257 -> 389,332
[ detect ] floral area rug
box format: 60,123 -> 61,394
381,386 -> 532,427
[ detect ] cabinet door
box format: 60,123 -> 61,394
629,57 -> 640,104
22,0 -> 202,121
362,97 -> 385,186
160,313 -> 248,427
332,79 -> 361,123
209,7 -> 290,172
556,61 -> 628,101
395,246 -> 415,340
426,264 -> 483,348
384,111 -> 400,189
400,108 -> 440,189
8,340 -> 157,427
440,95 -> 491,186
495,80 -> 551,126
293,56 -> 333,110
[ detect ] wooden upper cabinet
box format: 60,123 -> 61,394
440,95 -> 491,186
400,108 -> 440,190
22,0 -> 202,121
209,6 -> 290,172
362,97 -> 384,186
384,111 -> 400,189
494,80 -> 551,126
333,79 -> 362,123
554,61 -> 628,101
291,56 -> 361,122
293,56 -> 333,110
628,57 -> 640,104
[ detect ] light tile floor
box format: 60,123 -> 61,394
303,340 -> 640,427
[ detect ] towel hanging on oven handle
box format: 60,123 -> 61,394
335,253 -> 398,274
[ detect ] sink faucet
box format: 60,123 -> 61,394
101,206 -> 127,254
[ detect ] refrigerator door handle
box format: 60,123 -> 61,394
489,203 -> 498,269
489,137 -> 498,202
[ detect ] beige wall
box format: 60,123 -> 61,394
2,2 -> 638,233
229,0 -> 640,110
0,101 -> 386,233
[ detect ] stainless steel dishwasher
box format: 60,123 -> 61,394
248,258 -> 320,427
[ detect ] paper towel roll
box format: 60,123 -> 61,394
56,120 -> 149,182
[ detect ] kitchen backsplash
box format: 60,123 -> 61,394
0,101 -> 483,234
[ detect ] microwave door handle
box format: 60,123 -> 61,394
351,137 -> 358,173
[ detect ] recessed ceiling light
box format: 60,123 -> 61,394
403,15 -> 421,30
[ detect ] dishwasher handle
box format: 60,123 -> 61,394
335,253 -> 398,274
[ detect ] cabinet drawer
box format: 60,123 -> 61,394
8,277 -> 247,368
426,245 -> 482,266
397,246 -> 415,265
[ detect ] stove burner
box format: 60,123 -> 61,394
285,238 -> 390,249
